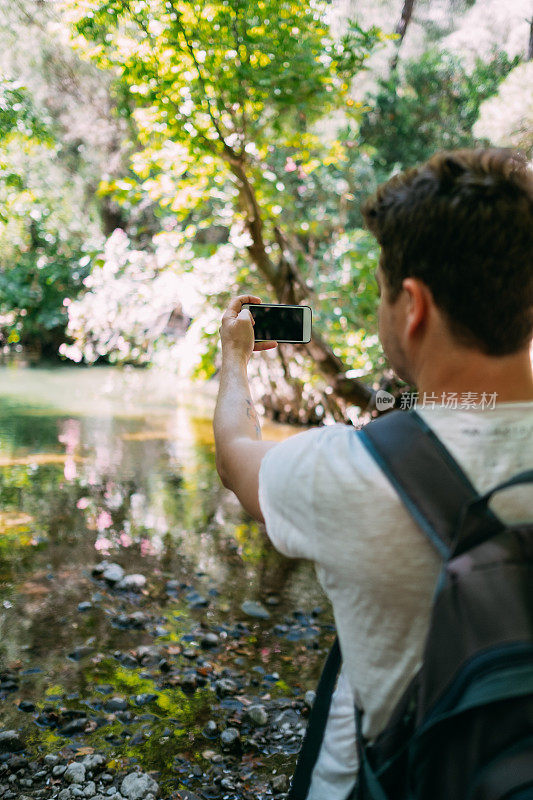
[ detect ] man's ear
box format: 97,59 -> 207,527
401,277 -> 431,340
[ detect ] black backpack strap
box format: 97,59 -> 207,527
289,637 -> 342,800
357,409 -> 501,558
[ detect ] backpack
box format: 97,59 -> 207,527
289,408 -> 533,800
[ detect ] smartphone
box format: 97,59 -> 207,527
242,302 -> 312,343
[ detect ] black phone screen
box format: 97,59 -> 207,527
248,305 -> 304,341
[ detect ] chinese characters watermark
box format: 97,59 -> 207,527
374,389 -> 499,412
398,391 -> 498,410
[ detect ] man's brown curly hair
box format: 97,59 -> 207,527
361,148 -> 533,356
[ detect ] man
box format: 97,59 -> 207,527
213,148 -> 533,797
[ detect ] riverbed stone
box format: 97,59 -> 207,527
240,600 -> 270,619
247,704 -> 268,726
133,693 -> 157,706
120,771 -> 159,799
305,690 -> 316,708
102,564 -> 124,584
64,762 -> 86,784
200,632 -> 219,649
0,731 -> 24,752
272,774 -> 289,793
104,696 -> 128,712
220,727 -> 241,753
215,678 -> 237,696
116,574 -> 146,591
59,718 -> 89,736
81,753 -> 106,772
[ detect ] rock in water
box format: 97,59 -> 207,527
247,704 -> 268,726
120,771 -> 159,799
305,690 -> 316,708
102,563 -> 124,583
240,600 -> 270,619
0,730 -> 23,752
104,696 -> 128,712
116,573 -> 146,591
200,632 -> 219,649
220,727 -> 241,753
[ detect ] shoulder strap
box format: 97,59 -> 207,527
289,638 -> 342,799
357,409 -> 500,559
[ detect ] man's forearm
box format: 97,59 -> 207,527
213,355 -> 262,482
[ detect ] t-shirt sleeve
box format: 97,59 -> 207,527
258,424 -> 336,561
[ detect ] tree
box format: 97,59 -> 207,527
61,0 -> 386,419
473,61 -> 533,156
360,48 -> 521,177
0,77 -> 102,357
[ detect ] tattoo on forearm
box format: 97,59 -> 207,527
245,399 -> 261,438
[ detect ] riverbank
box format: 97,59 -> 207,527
0,366 -> 333,799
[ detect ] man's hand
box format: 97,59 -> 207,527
219,294 -> 277,363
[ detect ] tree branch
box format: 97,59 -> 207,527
390,0 -> 416,72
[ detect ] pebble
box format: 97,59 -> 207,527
200,632 -> 219,649
203,720 -> 218,737
266,595 -> 281,606
240,600 -> 271,619
102,564 -> 124,584
0,731 -> 23,752
215,678 -> 237,697
220,728 -> 241,753
116,574 -> 146,591
133,693 -> 158,706
59,718 -> 89,736
82,753 -> 106,771
104,697 -> 128,712
67,646 -> 94,662
272,774 -> 289,793
247,704 -> 268,726
180,674 -> 197,693
64,762 -> 86,784
305,690 -> 316,708
77,601 -> 93,612
120,770 -> 159,799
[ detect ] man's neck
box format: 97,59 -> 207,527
416,345 -> 533,404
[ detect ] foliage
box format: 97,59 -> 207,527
0,79 -> 49,143
65,0 -> 382,150
56,0 -> 387,391
473,61 -> 533,156
0,0 -> 527,413
0,135 -> 102,356
0,75 -> 103,356
360,48 -> 521,175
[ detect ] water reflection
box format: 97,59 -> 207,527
0,366 -> 331,793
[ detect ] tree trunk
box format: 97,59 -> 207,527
390,0 -> 416,72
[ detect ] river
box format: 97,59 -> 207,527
0,366 -> 334,799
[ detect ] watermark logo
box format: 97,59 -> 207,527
399,391 -> 498,410
375,389 -> 395,411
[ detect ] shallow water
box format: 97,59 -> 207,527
0,366 -> 333,796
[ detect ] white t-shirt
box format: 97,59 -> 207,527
258,402 -> 533,800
